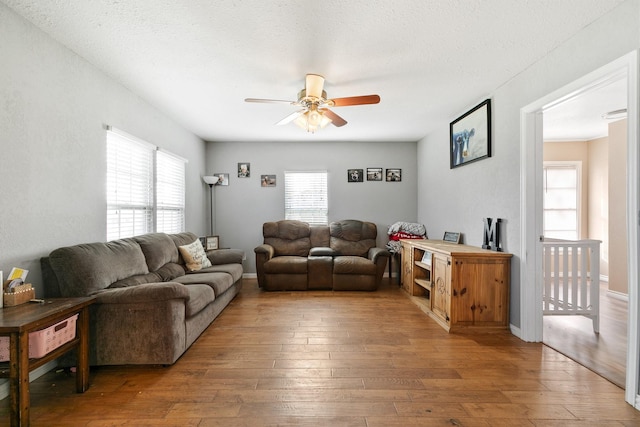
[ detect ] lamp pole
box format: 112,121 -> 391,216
202,176 -> 219,235
207,183 -> 214,235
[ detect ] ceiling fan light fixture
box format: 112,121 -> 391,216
293,108 -> 332,133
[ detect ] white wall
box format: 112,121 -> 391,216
417,0 -> 640,328
0,4 -> 208,296
206,140 -> 418,273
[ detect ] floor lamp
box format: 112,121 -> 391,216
202,176 -> 219,235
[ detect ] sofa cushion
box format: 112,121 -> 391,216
330,220 -> 377,257
49,238 -> 149,297
263,220 -> 311,256
174,272 -> 235,297
264,256 -> 308,274
155,263 -> 187,281
333,256 -> 377,275
178,239 -> 213,271
134,233 -> 179,272
184,284 -> 216,317
198,263 -> 244,283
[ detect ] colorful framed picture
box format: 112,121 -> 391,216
450,99 -> 491,169
261,174 -> 276,187
347,169 -> 363,182
367,168 -> 383,181
386,168 -> 402,182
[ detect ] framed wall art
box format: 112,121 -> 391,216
347,169 -> 363,182
261,175 -> 276,187
212,173 -> 229,186
367,168 -> 383,181
238,163 -> 250,177
385,168 -> 402,182
450,99 -> 491,169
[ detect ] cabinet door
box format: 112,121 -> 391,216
431,253 -> 451,325
451,257 -> 510,327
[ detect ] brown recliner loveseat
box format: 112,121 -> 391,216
254,219 -> 390,291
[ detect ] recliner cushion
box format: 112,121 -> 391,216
333,256 -> 377,275
263,220 -> 311,256
330,220 -> 377,257
264,256 -> 308,274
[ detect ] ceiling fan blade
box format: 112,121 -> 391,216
329,94 -> 380,107
245,98 -> 297,105
323,109 -> 347,127
276,110 -> 306,126
305,74 -> 325,98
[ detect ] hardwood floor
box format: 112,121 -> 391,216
2,278 -> 639,426
543,281 -> 628,388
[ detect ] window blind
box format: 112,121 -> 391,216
106,130 -> 154,241
284,171 -> 328,225
106,128 -> 186,240
156,150 -> 186,234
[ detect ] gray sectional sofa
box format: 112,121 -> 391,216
41,232 -> 243,366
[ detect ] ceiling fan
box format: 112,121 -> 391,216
245,74 -> 380,133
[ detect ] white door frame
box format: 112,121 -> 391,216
519,50 -> 640,408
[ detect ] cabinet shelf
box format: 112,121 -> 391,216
415,260 -> 431,270
414,278 -> 431,290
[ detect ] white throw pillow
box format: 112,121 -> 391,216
178,239 -> 213,272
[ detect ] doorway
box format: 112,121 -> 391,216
541,77 -> 628,387
519,51 -> 640,407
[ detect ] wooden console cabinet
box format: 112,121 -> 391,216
401,239 -> 512,332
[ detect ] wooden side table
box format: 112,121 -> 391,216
0,297 -> 95,426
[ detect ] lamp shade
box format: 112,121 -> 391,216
203,176 -> 218,185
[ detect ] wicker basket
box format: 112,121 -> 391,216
3,284 -> 35,307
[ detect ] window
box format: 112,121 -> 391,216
106,128 -> 186,240
543,161 -> 581,240
284,171 -> 328,225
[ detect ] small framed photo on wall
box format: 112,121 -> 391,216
347,169 -> 364,182
386,168 -> 402,182
261,175 -> 276,187
367,168 -> 383,181
238,163 -> 250,177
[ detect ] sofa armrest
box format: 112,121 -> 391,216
207,248 -> 244,265
254,244 -> 275,288
369,247 -> 391,264
92,282 -> 190,304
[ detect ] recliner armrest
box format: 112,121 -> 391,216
254,244 -> 275,259
369,247 -> 391,264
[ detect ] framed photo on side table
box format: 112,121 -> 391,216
205,236 -> 219,250
443,231 -> 461,244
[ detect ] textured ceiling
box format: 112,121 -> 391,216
2,0 -> 626,142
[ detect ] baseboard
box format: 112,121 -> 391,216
242,273 -> 257,279
0,360 -> 57,400
509,323 -> 523,340
607,289 -> 629,301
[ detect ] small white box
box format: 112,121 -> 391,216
0,314 -> 78,361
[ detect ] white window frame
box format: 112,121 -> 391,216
106,127 -> 186,240
542,160 -> 582,240
284,171 -> 328,226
